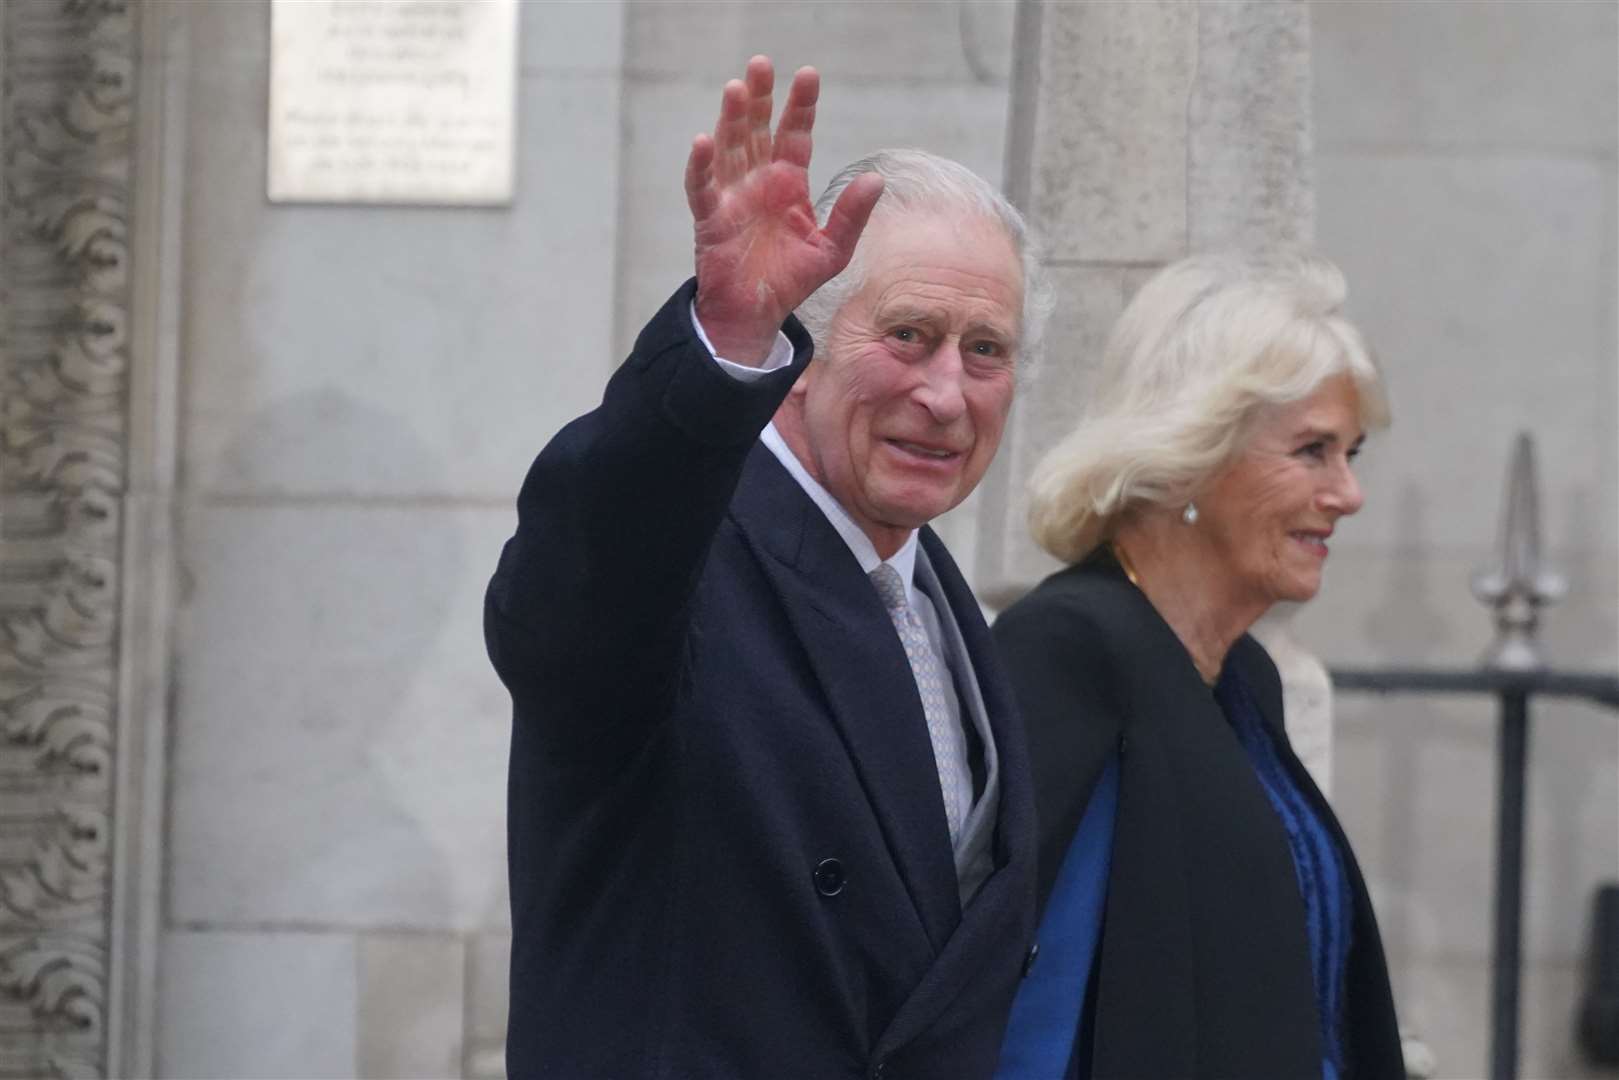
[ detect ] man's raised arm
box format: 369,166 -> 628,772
484,57 -> 880,742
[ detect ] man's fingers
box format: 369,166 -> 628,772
779,67 -> 820,129
711,78 -> 751,185
744,55 -> 775,98
744,56 -> 775,167
820,172 -> 885,264
772,66 -> 818,169
685,134 -> 720,222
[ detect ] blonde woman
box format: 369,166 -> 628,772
993,253 -> 1404,1080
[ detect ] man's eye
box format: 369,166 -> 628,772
970,341 -> 1002,357
892,327 -> 918,343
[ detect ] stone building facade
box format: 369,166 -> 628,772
0,2 -> 1612,1077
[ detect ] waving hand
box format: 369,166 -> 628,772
685,56 -> 885,364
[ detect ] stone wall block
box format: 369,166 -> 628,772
1187,1 -> 1314,251
1026,1 -> 1195,263
624,2 -> 1014,86
183,1 -> 622,501
1313,0 -> 1619,155
158,930 -> 357,1079
357,933 -> 466,1079
1317,154 -> 1618,553
520,0 -> 623,74
184,74 -> 621,501
465,933 -> 513,1079
168,505 -> 514,931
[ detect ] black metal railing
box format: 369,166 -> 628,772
1330,665 -> 1619,1080
1330,435 -> 1619,1080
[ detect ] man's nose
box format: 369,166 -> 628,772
914,341 -> 967,422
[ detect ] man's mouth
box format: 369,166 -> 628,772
886,439 -> 960,461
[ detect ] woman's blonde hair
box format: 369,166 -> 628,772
1028,251 -> 1390,564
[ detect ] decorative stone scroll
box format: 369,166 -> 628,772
0,0 -> 136,1076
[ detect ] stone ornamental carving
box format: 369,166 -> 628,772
0,1 -> 135,1076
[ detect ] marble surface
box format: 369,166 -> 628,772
357,933 -> 466,1079
159,930 -> 357,1079
168,503 -> 514,931
1313,0 -> 1618,155
184,3 -> 621,502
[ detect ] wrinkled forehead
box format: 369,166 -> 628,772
856,210 -> 1024,322
863,203 -> 1021,261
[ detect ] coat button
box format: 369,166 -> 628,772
868,1060 -> 886,1079
1022,942 -> 1040,977
813,858 -> 845,896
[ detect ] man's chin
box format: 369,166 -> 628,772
868,494 -> 958,533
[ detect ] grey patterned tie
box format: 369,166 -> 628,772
869,563 -> 972,847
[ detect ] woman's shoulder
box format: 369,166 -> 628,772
993,556 -> 1163,660
996,557 -> 1136,627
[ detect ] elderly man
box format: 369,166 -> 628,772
486,57 -> 1044,1079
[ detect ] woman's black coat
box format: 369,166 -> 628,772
992,552 -> 1405,1079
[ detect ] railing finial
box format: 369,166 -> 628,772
1471,432 -> 1567,671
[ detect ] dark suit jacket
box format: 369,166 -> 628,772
486,281 -> 1037,1080
992,551 -> 1405,1079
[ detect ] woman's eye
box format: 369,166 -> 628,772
1297,441 -> 1327,460
1346,446 -> 1362,462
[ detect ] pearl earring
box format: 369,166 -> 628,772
1182,502 -> 1199,525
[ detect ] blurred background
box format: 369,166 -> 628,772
0,1 -> 1613,1077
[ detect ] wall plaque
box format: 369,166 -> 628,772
268,0 -> 518,205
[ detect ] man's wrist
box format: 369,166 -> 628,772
692,296 -> 785,366
691,300 -> 795,380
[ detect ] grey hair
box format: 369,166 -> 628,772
793,149 -> 1054,377
1027,251 -> 1391,564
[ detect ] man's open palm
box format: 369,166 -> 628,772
685,57 -> 884,363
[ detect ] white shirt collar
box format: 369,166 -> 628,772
758,422 -> 920,605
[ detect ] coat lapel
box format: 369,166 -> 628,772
730,447 -> 962,952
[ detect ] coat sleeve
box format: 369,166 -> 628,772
992,585 -> 1128,913
484,279 -> 811,757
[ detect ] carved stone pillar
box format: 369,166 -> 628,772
0,1 -> 170,1076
